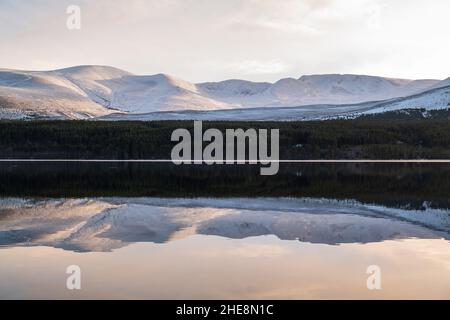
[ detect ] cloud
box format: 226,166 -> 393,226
233,60 -> 290,75
0,0 -> 449,81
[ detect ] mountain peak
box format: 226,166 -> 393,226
55,65 -> 132,80
0,65 -> 448,119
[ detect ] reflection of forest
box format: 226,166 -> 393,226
0,162 -> 449,210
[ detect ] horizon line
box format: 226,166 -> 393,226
2,64 -> 447,83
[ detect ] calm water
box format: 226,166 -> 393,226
0,163 -> 449,299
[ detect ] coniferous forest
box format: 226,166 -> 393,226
0,119 -> 449,159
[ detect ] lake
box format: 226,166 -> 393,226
0,163 -> 449,299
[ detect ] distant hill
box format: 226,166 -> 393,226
0,65 -> 448,120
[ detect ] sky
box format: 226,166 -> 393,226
1,0 -> 449,82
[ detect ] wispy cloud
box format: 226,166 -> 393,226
0,0 -> 449,81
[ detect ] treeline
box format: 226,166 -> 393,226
0,119 -> 449,159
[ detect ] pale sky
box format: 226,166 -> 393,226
1,0 -> 449,82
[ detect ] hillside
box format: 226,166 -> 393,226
0,65 -> 447,120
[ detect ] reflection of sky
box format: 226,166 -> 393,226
1,197 -> 449,299
1,236 -> 450,299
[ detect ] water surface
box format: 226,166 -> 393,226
0,163 -> 449,299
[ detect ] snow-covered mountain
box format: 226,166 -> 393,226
0,65 -> 447,120
361,85 -> 450,116
60,66 -> 230,113
101,85 -> 450,121
0,67 -> 115,119
199,74 -> 439,108
432,76 -> 450,90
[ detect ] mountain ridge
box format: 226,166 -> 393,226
0,65 -> 448,120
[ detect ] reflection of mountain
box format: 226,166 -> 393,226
0,198 -> 449,252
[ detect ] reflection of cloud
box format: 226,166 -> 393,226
229,243 -> 290,258
361,238 -> 450,271
2,236 -> 450,299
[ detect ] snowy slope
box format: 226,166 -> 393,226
0,65 -> 446,119
0,66 -> 234,118
198,74 -> 439,107
432,77 -> 450,90
362,85 -> 450,115
101,85 -> 450,121
59,67 -> 230,112
0,67 -> 114,119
